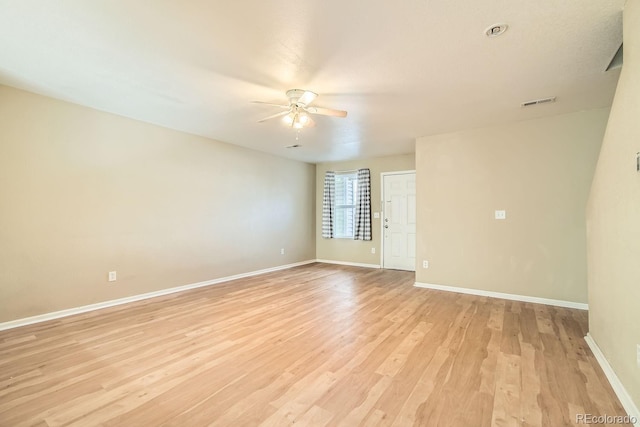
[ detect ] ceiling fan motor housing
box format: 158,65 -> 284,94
286,89 -> 317,106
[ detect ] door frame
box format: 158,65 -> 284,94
380,170 -> 416,269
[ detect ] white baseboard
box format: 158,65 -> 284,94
315,259 -> 381,269
0,260 -> 317,332
584,333 -> 639,426
413,281 -> 588,310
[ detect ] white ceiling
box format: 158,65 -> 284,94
0,0 -> 625,163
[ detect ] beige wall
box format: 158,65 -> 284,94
316,154 -> 415,265
415,109 -> 609,303
0,85 -> 316,323
587,0 -> 640,408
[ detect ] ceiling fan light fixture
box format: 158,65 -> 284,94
283,111 -> 310,129
283,113 -> 294,124
254,89 -> 347,129
293,115 -> 305,129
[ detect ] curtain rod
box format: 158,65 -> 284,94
335,168 -> 368,174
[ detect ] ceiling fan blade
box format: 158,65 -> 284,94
297,90 -> 318,106
257,110 -> 290,123
307,106 -> 348,118
250,101 -> 290,109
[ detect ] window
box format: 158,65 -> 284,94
322,168 -> 371,241
334,172 -> 358,238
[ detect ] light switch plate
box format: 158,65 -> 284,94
373,212 -> 380,219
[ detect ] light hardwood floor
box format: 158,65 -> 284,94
0,264 -> 631,426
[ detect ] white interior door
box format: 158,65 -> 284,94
382,172 -> 416,271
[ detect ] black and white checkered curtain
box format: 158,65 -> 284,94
321,171 -> 335,238
354,168 -> 372,241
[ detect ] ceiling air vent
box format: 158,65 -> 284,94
521,96 -> 556,107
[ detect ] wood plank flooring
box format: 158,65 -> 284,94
0,263 -> 631,426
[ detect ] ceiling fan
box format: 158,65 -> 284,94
252,89 -> 347,129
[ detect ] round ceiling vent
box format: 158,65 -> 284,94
485,23 -> 508,37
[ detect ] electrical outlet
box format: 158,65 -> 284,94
495,210 -> 506,220
280,248 -> 285,255
422,260 -> 429,269
108,271 -> 117,282
371,247 -> 376,254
